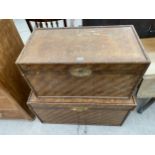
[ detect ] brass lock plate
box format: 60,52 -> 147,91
69,67 -> 92,77
71,107 -> 89,112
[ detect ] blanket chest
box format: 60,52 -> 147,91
27,92 -> 136,125
16,26 -> 150,98
0,19 -> 34,120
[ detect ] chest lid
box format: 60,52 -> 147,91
16,26 -> 149,64
28,92 -> 136,110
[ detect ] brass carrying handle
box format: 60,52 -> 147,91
71,107 -> 89,112
70,67 -> 92,77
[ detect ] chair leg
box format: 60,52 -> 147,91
64,19 -> 67,27
137,98 -> 154,113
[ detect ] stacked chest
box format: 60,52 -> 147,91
16,26 -> 150,125
27,93 -> 136,125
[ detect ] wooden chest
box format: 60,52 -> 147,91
16,26 -> 150,98
0,19 -> 34,120
28,92 -> 136,125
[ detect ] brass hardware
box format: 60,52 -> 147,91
71,107 -> 88,112
70,67 -> 92,77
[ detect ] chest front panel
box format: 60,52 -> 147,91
20,64 -> 146,97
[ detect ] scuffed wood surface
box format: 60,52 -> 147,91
16,26 -> 149,64
17,26 -> 149,98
